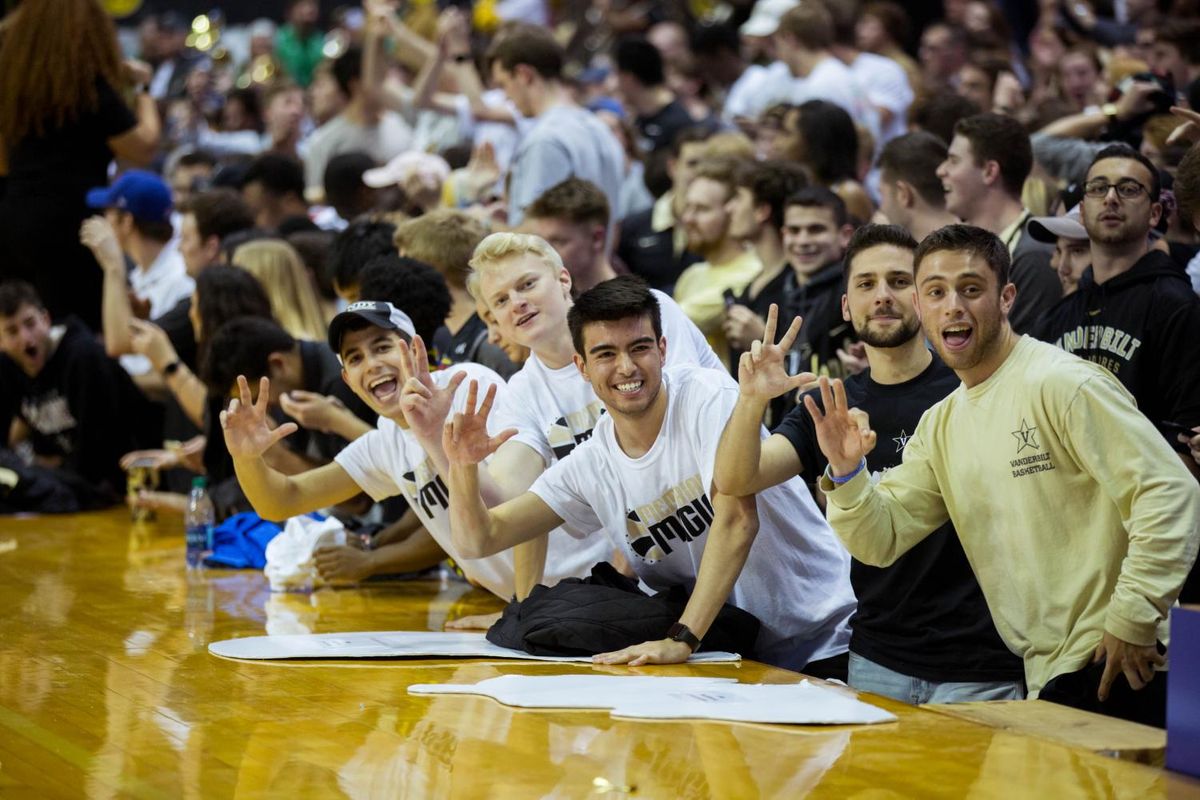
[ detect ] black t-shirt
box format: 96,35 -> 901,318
156,296 -> 199,370
4,78 -> 136,200
293,339 -> 377,461
774,354 -> 1024,682
635,99 -> 698,155
731,268 -> 792,428
0,318 -> 161,502
431,315 -> 521,380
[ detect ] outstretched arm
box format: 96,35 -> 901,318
594,492 -> 759,665
444,380 -> 562,558
222,375 -> 361,520
812,377 -> 949,566
714,304 -> 810,496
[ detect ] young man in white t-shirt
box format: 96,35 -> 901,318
399,232 -> 723,600
442,277 -> 854,672
219,301 -> 606,601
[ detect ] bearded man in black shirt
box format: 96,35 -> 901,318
715,224 -> 1026,703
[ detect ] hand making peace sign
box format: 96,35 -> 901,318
736,303 -> 816,402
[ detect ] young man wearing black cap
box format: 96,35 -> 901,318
220,301 -> 608,595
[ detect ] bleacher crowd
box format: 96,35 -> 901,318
2,0 -> 1199,728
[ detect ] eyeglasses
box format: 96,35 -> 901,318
1083,178 -> 1149,199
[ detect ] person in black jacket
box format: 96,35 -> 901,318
0,281 -> 160,511
1036,145 -> 1200,606
1035,144 -> 1200,485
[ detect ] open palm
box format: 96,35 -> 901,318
442,380 -> 517,466
398,335 -> 466,439
737,304 -> 815,401
220,375 -> 297,459
803,377 -> 877,477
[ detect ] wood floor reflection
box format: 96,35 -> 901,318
0,509 -> 1196,798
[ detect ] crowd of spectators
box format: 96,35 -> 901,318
2,0 -> 1199,728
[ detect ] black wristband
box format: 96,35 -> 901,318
163,360 -> 182,377
667,622 -> 701,653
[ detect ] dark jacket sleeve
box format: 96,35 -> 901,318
1009,245 -> 1062,334
1156,297 -> 1200,427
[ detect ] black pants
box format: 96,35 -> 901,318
1039,646 -> 1167,728
804,651 -> 850,683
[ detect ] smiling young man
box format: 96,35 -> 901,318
714,224 -> 1025,704
806,224 -> 1199,726
394,233 -> 721,598
936,113 -> 1061,332
778,187 -> 858,381
443,276 -> 855,671
219,301 -> 605,599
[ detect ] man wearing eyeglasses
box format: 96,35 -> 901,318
1036,144 -> 1200,488
1038,144 -> 1200,606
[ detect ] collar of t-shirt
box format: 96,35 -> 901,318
998,209 -> 1032,256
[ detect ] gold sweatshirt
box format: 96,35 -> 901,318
822,336 -> 1200,694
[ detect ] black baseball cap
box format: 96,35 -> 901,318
328,301 -> 417,357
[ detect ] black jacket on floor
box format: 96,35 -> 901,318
487,562 -> 761,658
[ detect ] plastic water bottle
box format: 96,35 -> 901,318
185,477 -> 215,568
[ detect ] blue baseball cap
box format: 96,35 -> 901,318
86,170 -> 173,223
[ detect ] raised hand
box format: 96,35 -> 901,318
721,303 -> 766,351
128,318 -> 178,373
280,390 -> 350,434
803,376 -> 877,477
736,304 -> 815,402
398,335 -> 467,438
442,379 -> 518,466
79,216 -> 124,272
219,375 -> 298,459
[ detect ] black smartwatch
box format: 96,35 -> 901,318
667,622 -> 701,653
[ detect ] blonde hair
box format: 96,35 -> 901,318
466,232 -> 565,302
395,209 -> 487,291
697,132 -> 756,161
232,240 -> 329,341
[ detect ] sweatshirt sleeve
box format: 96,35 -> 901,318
820,419 -> 951,567
1060,374 -> 1200,645
1156,299 -> 1200,427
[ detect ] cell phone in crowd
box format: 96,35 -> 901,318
723,288 -> 737,309
1159,420 -> 1196,452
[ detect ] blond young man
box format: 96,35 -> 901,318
398,233 -> 721,601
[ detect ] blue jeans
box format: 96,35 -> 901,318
848,652 -> 1026,704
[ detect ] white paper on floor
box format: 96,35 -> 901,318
208,630 -> 741,664
410,675 -> 896,725
410,674 -> 740,708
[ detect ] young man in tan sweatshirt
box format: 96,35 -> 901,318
807,224 -> 1199,727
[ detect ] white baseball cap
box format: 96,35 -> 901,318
740,0 -> 800,38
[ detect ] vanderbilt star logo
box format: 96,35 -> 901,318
1012,419 -> 1040,453
893,429 -> 911,452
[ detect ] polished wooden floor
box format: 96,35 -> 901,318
1,509 -> 1198,799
